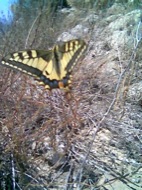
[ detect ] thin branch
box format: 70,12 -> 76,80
24,13 -> 41,48
10,153 -> 16,190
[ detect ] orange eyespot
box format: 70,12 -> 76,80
58,81 -> 65,88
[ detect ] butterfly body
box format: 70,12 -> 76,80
1,39 -> 87,90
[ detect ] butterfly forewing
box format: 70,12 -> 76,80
1,39 -> 87,90
62,39 -> 87,72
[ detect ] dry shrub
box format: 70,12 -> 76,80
0,1 -> 142,190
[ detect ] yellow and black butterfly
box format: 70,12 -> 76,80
1,39 -> 87,90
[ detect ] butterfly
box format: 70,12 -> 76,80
1,39 -> 87,90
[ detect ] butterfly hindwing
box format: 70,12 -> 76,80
1,39 -> 87,90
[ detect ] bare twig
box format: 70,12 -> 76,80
11,153 -> 16,190
24,13 -> 41,48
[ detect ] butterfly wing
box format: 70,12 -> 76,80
52,39 -> 87,89
57,39 -> 87,73
1,49 -> 53,78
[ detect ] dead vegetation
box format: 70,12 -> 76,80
0,1 -> 142,190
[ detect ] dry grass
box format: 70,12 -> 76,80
0,1 -> 142,190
